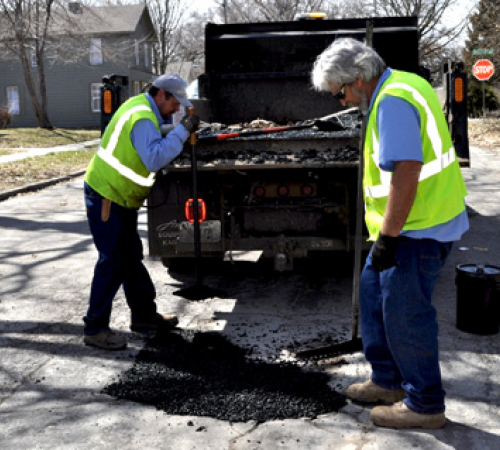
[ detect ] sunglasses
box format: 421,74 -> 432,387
333,84 -> 346,100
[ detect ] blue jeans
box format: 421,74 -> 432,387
83,182 -> 156,335
360,237 -> 452,414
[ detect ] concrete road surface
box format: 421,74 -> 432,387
1,145 -> 500,449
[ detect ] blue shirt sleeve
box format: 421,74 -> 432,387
130,119 -> 189,172
377,96 -> 423,172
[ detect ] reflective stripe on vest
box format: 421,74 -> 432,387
97,105 -> 156,188
365,82 -> 456,199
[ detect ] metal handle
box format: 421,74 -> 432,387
188,107 -> 197,145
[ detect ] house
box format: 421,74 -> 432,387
0,2 -> 157,128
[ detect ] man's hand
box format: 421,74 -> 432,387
371,233 -> 399,271
181,114 -> 200,133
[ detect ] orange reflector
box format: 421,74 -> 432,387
295,12 -> 327,20
103,89 -> 114,114
454,77 -> 464,103
185,198 -> 206,222
309,12 -> 327,19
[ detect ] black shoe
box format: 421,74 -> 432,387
130,312 -> 179,334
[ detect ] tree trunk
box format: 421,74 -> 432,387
18,44 -> 53,129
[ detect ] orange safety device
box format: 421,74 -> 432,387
454,77 -> 464,103
185,198 -> 206,223
102,88 -> 114,115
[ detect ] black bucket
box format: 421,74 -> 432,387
456,264 -> 500,335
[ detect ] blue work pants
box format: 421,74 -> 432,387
360,237 -> 452,414
83,182 -> 156,335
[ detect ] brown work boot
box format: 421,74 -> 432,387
84,329 -> 127,351
370,401 -> 446,429
130,312 -> 179,334
346,379 -> 406,403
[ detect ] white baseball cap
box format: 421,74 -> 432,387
153,73 -> 193,108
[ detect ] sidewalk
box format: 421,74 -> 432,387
0,139 -> 100,164
0,144 -> 499,449
0,140 -> 100,202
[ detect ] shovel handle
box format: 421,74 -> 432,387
188,107 -> 197,145
198,123 -> 314,143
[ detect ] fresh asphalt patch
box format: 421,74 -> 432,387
103,329 -> 348,423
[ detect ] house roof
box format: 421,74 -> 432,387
54,3 -> 148,35
0,3 -> 151,39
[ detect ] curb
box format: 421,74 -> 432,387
0,170 -> 85,202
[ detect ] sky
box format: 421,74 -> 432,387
186,0 -> 478,47
188,0 -> 216,14
187,1 -> 478,20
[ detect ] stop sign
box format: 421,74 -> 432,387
473,59 -> 495,81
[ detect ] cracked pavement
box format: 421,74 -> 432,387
1,145 -> 500,449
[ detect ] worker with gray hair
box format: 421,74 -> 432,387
311,38 -> 468,429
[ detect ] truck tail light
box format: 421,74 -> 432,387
185,198 -> 206,222
301,184 -> 314,196
254,186 -> 266,197
277,184 -> 289,197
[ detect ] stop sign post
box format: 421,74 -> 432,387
473,59 -> 495,117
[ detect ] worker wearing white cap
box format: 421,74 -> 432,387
82,73 -> 199,350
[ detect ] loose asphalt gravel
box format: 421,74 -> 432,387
1,143 -> 500,449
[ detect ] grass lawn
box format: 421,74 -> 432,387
0,149 -> 95,192
0,127 -> 99,193
0,127 -> 100,149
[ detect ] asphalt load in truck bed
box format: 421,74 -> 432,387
175,145 -> 360,166
173,115 -> 362,167
103,329 -> 348,423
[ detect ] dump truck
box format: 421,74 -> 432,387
146,16 -> 469,271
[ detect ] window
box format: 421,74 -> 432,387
135,40 -> 140,66
6,86 -> 20,115
144,42 -> 150,68
133,80 -> 141,95
31,49 -> 37,67
90,38 -> 102,65
91,83 -> 102,113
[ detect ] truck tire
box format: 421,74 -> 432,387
161,257 -> 193,272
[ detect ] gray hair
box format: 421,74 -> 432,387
311,38 -> 386,91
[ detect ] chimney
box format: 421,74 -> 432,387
68,2 -> 83,14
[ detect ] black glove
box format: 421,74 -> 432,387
181,114 -> 200,133
371,233 -> 399,272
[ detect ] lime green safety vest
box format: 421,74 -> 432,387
364,70 -> 467,241
85,94 -> 159,209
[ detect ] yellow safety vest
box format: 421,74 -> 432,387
85,94 -> 159,209
364,70 -> 467,241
